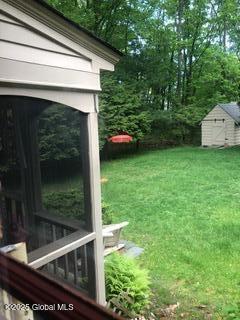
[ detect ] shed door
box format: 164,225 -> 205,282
211,121 -> 225,145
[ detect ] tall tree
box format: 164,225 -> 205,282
44,0 -> 240,147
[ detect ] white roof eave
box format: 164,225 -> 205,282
1,0 -> 122,70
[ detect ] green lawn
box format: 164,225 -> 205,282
101,147 -> 240,319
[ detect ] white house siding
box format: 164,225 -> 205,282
0,17 -> 101,112
0,2 -> 119,111
202,105 -> 235,146
0,16 -> 99,91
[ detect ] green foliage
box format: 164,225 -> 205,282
150,109 -> 201,144
99,74 -> 152,146
223,304 -> 240,320
105,253 -> 151,316
45,0 -> 240,148
190,48 -> 240,111
43,189 -> 113,224
42,189 -> 84,218
45,0 -> 144,51
101,201 -> 113,225
38,104 -> 81,161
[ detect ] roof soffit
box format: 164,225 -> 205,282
1,0 -> 121,71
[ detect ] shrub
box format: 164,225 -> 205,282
105,253 -> 151,317
43,189 -> 84,218
43,189 -> 113,224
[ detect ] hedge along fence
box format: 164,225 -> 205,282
100,140 -> 177,160
42,189 -> 85,219
43,189 -> 113,225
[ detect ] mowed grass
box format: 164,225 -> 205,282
101,147 -> 240,318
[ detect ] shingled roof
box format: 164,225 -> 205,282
218,102 -> 240,124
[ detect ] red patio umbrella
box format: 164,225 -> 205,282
108,134 -> 133,143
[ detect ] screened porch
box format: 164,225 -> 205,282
0,96 -> 100,300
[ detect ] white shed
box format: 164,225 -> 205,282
201,102 -> 240,147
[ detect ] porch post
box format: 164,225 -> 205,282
87,110 -> 106,305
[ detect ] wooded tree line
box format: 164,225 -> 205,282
40,0 -> 240,160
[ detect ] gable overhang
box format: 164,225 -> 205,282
200,104 -> 240,126
0,0 -> 122,112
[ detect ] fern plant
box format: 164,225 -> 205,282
105,253 -> 151,317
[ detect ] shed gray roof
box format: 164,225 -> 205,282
218,102 -> 240,124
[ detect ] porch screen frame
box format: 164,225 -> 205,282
0,94 -> 106,305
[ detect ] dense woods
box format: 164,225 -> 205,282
43,0 -> 240,158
